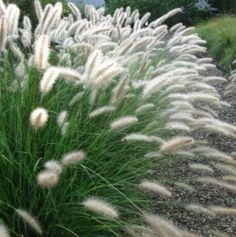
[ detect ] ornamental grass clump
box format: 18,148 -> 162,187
0,0 -> 236,236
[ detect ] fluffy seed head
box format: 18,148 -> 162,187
160,136 -> 194,152
15,209 -> 42,235
61,151 -> 85,166
57,111 -> 68,127
44,160 -> 62,174
0,224 -> 10,237
34,34 -> 50,70
82,197 -> 119,219
89,105 -> 115,118
30,107 -> 48,129
186,204 -> 215,216
37,170 -> 59,188
110,116 -> 138,131
144,214 -> 182,237
189,163 -> 214,174
210,206 -> 236,215
139,180 -> 172,197
0,16 -> 7,52
40,67 -> 60,93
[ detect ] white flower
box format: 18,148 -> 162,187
15,209 -> 42,235
61,151 -> 86,166
37,170 -> 59,188
82,197 -> 119,219
30,108 -> 49,129
40,67 -> 60,93
139,180 -> 172,197
110,116 -> 138,131
44,160 -> 62,174
0,224 -> 10,237
57,111 -> 68,127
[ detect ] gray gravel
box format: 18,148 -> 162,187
154,65 -> 236,237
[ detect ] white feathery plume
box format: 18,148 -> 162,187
69,92 -> 84,107
210,206 -> 236,215
44,160 -> 62,175
197,177 -> 236,192
110,77 -> 129,105
110,116 -> 138,131
127,225 -> 155,237
23,16 -> 32,32
174,182 -> 195,192
90,64 -> 125,89
0,224 -> 10,237
189,163 -> 214,174
30,108 -> 49,129
140,12 -> 151,26
139,180 -> 172,197
82,197 -> 119,219
34,0 -> 43,21
6,4 -> 20,38
39,3 -> 62,35
20,30 -> 32,48
58,67 -> 83,82
40,67 -> 60,93
122,134 -> 153,143
85,49 -> 102,79
222,176 -> 236,183
89,105 -> 116,118
0,0 -> 6,15
34,34 -> 50,70
68,2 -> 82,20
61,151 -> 86,166
160,136 -> 194,153
191,146 -> 234,162
135,103 -> 155,114
144,214 -> 182,237
215,164 -> 236,176
15,209 -> 43,235
57,111 -> 68,127
0,16 -> 7,52
149,8 -> 182,28
37,170 -> 59,188
9,43 -> 24,60
169,23 -> 184,32
165,122 -> 190,132
186,204 -> 215,217
61,122 -> 69,135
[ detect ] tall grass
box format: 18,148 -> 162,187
196,15 -> 236,69
0,1 -> 236,237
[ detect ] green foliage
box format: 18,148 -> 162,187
7,0 -> 67,23
196,16 -> 236,69
210,0 -> 236,14
0,51 -> 168,236
105,0 -> 212,25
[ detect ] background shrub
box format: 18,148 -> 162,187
196,16 -> 236,69
210,0 -> 236,14
105,0 -> 215,25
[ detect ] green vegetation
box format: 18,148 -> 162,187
0,1 -> 235,237
197,16 -> 236,69
105,0 -> 213,25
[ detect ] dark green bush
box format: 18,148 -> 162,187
7,0 -> 67,24
210,0 -> 236,14
105,0 -> 214,25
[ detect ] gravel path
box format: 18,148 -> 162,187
154,65 -> 236,237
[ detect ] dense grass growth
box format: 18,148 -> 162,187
0,1 -> 236,237
196,16 -> 236,69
